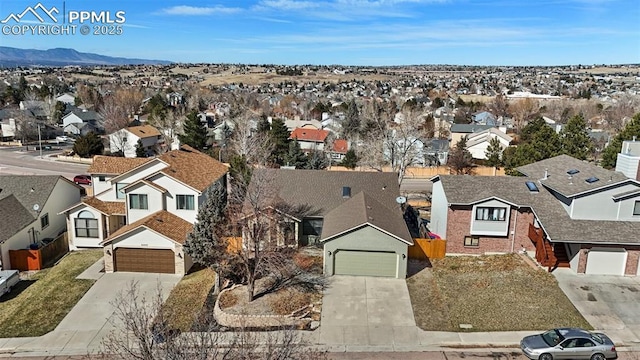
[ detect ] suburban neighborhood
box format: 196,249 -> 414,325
1,60 -> 640,358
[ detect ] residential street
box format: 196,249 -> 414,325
0,148 -> 88,180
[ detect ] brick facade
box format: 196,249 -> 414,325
446,205 -> 536,255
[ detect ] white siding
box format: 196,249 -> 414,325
96,160 -> 167,202
109,129 -> 141,158
572,183 -> 640,220
429,180 -> 449,238
470,199 -> 511,236
92,175 -> 114,196
68,206 -> 104,248
112,228 -> 175,250
148,173 -> 200,223
125,183 -> 165,223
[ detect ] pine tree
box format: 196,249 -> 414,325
257,116 -> 271,133
183,181 -> 228,294
135,139 -> 146,158
560,114 -> 593,160
601,113 -> 640,168
178,109 -> 207,150
284,139 -> 308,168
73,132 -> 104,158
448,136 -> 474,174
268,118 -> 290,165
340,149 -> 358,169
306,150 -> 328,170
485,137 -> 503,168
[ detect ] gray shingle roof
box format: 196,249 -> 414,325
435,173 -> 640,245
321,191 -> 413,245
516,154 -> 630,197
449,124 -> 495,134
249,169 -> 400,217
0,175 -> 61,242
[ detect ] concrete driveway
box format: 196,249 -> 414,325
0,260 -> 181,356
319,276 -> 420,349
554,268 -> 640,345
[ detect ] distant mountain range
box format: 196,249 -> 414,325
0,47 -> 172,67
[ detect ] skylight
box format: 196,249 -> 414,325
567,169 -> 580,175
585,177 -> 600,184
525,181 -> 539,192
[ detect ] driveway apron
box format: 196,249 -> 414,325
320,275 -> 418,348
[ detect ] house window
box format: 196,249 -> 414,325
122,136 -> 127,142
475,207 -> 507,221
634,201 -> 640,216
98,176 -> 106,182
75,210 -> 98,238
302,218 -> 323,236
116,183 -> 127,199
40,213 -> 49,230
464,236 -> 479,247
176,195 -> 195,210
129,194 -> 148,210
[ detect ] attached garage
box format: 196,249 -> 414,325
114,248 -> 175,274
585,248 -> 627,276
334,250 -> 398,277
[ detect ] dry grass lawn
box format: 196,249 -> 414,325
0,249 -> 102,337
162,267 -> 217,332
407,254 -> 591,332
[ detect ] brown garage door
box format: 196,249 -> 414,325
114,248 -> 175,274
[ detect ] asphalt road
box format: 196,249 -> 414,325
0,147 -> 89,181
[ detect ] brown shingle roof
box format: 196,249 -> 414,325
88,156 -> 151,175
321,192 -> 413,245
290,128 -> 329,143
103,210 -> 192,245
82,197 -> 126,215
158,145 -> 228,192
127,125 -> 161,139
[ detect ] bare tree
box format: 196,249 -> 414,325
509,98 -> 539,134
229,115 -> 273,167
99,281 -> 326,360
100,88 -> 145,134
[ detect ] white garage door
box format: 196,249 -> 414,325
585,248 -> 627,276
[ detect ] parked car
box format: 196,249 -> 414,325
55,135 -> 69,143
521,328 -> 617,360
73,175 -> 92,185
0,270 -> 20,297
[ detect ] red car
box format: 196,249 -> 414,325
73,175 -> 92,185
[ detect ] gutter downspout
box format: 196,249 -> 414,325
511,208 -> 518,253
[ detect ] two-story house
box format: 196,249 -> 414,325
465,127 -> 512,160
430,154 -> 640,276
61,145 -> 228,275
242,169 -> 413,278
1,176 -> 81,270
108,125 -> 163,158
62,109 -> 104,136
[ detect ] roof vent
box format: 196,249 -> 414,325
342,186 -> 351,198
585,177 -> 599,184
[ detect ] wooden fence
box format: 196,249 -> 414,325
329,165 -> 505,178
9,232 -> 69,271
408,238 -> 447,260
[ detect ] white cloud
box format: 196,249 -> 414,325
160,5 -> 241,16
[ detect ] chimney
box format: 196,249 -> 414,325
342,186 -> 351,198
543,169 -> 548,180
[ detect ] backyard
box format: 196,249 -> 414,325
406,254 -> 591,332
0,249 -> 103,337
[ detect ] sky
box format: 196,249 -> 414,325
1,0 -> 639,66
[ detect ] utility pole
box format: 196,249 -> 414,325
38,123 -> 43,159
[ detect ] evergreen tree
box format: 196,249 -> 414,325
73,132 -> 104,158
560,114 -> 593,160
135,139 -> 146,158
448,137 -> 474,174
485,137 -> 504,168
284,139 -> 308,168
183,181 -> 228,294
601,113 -> 640,168
342,99 -> 360,138
256,115 -> 271,133
306,150 -> 329,170
340,149 -> 359,169
268,118 -> 290,166
178,109 -> 207,150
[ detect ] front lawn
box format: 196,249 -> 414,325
162,267 -> 217,332
407,254 -> 591,332
0,249 -> 103,337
